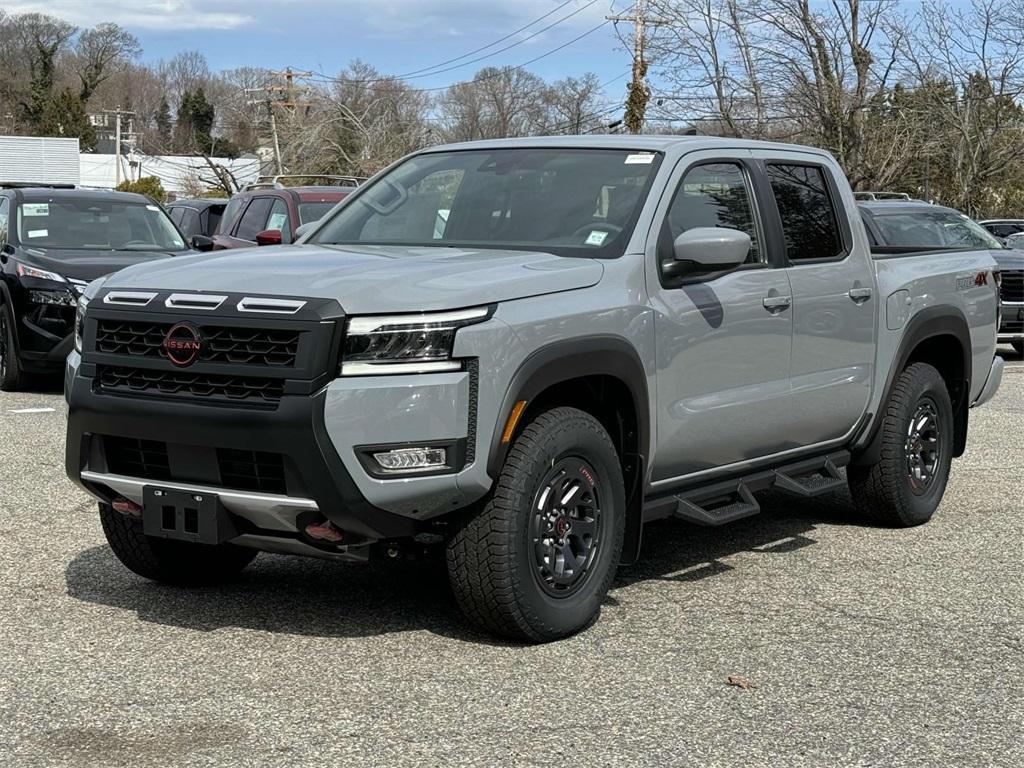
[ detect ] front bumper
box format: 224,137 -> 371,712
998,302 -> 1024,342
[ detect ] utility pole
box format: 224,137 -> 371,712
268,103 -> 283,175
608,1 -> 668,134
246,70 -> 310,177
103,108 -> 136,186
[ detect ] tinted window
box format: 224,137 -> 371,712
180,208 -> 202,237
767,164 -> 843,261
311,148 -> 661,259
220,196 -> 246,234
167,207 -> 185,225
663,163 -> 761,264
234,197 -> 274,241
204,205 -> 225,236
299,201 -> 338,225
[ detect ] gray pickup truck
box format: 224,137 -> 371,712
66,137 -> 1003,641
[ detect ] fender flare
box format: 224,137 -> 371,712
486,335 -> 651,565
853,306 -> 972,465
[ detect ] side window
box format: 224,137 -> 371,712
220,196 -> 246,234
167,207 -> 184,226
266,198 -> 290,239
0,198 -> 9,245
179,209 -> 201,237
662,162 -> 761,264
205,206 -> 224,236
235,197 -> 274,241
766,164 -> 844,261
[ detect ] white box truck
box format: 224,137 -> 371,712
0,136 -> 80,187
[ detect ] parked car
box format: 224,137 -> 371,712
978,218 -> 1024,242
166,198 -> 226,242
0,187 -> 192,390
208,177 -> 356,250
860,201 -> 1024,355
66,137 -> 1002,642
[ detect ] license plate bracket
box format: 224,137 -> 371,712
142,487 -> 237,545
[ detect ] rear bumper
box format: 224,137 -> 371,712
972,355 -> 1003,408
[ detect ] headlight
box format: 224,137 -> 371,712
29,289 -> 76,306
16,263 -> 66,283
340,306 -> 491,376
74,295 -> 89,353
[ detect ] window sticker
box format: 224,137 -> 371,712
585,230 -> 609,246
624,153 -> 655,165
23,203 -> 49,216
267,212 -> 289,231
27,229 -> 48,238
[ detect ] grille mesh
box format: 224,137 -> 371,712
98,366 -> 284,405
1001,270 -> 1024,304
96,320 -> 300,367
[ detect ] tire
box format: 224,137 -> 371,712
447,407 -> 626,642
1013,341 -> 1024,358
0,299 -> 25,392
99,503 -> 258,584
848,363 -> 954,527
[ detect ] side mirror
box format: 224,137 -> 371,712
294,222 -> 315,240
668,227 -> 750,275
191,234 -> 214,252
255,229 -> 283,246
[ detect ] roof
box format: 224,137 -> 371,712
7,187 -> 155,204
425,134 -> 837,160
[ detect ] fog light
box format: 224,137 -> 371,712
372,447 -> 447,474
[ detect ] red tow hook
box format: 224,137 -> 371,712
111,498 -> 143,518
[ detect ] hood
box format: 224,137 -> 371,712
103,244 -> 605,313
991,248 -> 1024,271
18,246 -> 183,282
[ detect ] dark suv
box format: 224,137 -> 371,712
210,181 -> 355,250
166,198 -> 226,240
0,187 -> 192,390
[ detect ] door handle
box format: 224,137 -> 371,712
848,287 -> 873,304
762,295 -> 792,313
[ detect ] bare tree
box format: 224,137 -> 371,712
74,22 -> 141,102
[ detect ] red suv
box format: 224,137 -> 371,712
209,177 -> 357,250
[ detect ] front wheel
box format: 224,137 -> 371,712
99,503 -> 258,584
0,300 -> 26,392
447,407 -> 625,642
848,363 -> 954,527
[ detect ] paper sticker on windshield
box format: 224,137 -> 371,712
624,153 -> 655,165
27,229 -> 48,238
23,203 -> 49,216
586,230 -> 608,246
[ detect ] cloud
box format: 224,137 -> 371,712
2,1 -> 253,30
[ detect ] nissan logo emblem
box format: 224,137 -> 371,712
162,322 -> 203,367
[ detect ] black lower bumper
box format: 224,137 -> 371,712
65,370 -> 419,540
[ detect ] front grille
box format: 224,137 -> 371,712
217,449 -> 287,495
1001,270 -> 1024,303
105,437 -> 172,480
96,320 -> 300,367
98,366 -> 284,405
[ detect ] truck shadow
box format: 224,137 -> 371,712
64,488 -> 863,644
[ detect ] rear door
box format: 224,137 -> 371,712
754,154 -> 876,445
648,151 -> 795,482
225,196 -> 274,248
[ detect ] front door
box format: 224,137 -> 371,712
648,152 -> 795,483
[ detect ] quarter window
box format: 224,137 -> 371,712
663,163 -> 761,264
766,164 -> 843,261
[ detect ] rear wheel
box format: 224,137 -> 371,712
447,407 -> 625,642
99,503 -> 258,584
0,300 -> 26,392
848,363 -> 954,526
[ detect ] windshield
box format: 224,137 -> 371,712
299,201 -> 337,225
310,148 -> 662,258
16,199 -> 186,252
872,210 -> 1003,250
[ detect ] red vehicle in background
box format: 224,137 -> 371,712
206,175 -> 359,250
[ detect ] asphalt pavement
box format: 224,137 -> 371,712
1,352 -> 1022,767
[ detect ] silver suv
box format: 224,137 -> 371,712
66,137 -> 1002,641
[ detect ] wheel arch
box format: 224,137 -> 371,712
486,336 -> 650,565
854,306 -> 972,465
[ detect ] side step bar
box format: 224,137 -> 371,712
674,482 -> 760,527
773,458 -> 845,497
644,450 -> 851,527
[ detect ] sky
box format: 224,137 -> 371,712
4,1 -> 635,96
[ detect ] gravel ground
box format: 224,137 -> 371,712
1,353 -> 1022,767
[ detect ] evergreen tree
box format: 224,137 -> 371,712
37,88 -> 96,151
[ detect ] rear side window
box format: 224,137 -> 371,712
204,205 -> 224,236
178,208 -> 201,237
219,196 -> 246,235
767,164 -> 843,261
235,197 -> 274,241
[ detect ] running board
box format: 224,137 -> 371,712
773,458 -> 845,497
674,482 -> 760,527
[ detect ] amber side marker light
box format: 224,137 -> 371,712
501,400 -> 528,444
